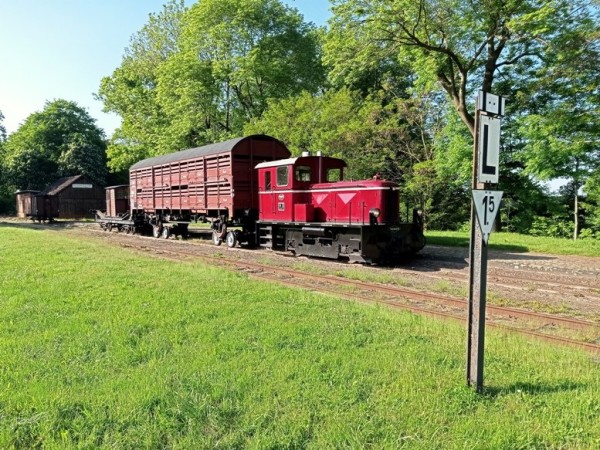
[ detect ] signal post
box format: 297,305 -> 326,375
467,91 -> 505,392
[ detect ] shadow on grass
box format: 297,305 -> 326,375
426,235 -> 561,262
426,235 -> 530,253
483,381 -> 584,398
426,235 -> 471,248
0,219 -> 88,232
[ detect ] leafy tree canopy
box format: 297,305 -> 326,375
326,0 -> 597,136
3,99 -> 107,190
245,88 -> 434,182
98,0 -> 324,171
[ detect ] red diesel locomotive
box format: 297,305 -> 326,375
96,134 -> 425,263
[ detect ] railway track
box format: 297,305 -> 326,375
9,221 -> 597,354
417,247 -> 600,293
441,267 -> 598,291
110,233 -> 600,354
399,267 -> 600,301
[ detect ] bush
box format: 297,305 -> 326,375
578,228 -> 598,240
528,216 -> 574,239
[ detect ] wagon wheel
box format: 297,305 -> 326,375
212,230 -> 222,246
176,224 -> 189,240
162,227 -> 170,239
226,231 -> 237,248
152,224 -> 162,238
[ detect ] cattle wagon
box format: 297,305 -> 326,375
98,135 -> 291,238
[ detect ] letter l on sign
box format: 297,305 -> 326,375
477,115 -> 500,184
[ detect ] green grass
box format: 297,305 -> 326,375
426,230 -> 600,256
1,226 -> 600,448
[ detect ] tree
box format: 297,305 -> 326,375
3,100 -> 107,190
98,0 -> 325,171
326,0 -> 600,234
246,88 -> 428,179
0,109 -> 12,213
582,169 -> 600,237
97,0 -> 186,171
327,0 -> 596,136
0,109 -> 6,143
516,8 -> 600,239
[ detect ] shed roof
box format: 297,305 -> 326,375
129,135 -> 284,171
41,175 -> 84,196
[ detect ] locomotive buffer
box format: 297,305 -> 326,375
467,91 -> 505,392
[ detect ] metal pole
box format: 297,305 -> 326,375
467,107 -> 488,392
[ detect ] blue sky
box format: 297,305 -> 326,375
0,0 -> 331,137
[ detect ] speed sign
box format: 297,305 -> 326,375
472,190 -> 503,244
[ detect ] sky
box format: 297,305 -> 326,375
0,0 -> 331,137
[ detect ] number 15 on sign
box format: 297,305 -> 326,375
472,190 -> 503,245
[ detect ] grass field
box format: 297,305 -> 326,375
426,230 -> 600,257
1,226 -> 600,448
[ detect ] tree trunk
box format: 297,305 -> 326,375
573,185 -> 579,241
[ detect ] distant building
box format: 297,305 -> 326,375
16,175 -> 105,220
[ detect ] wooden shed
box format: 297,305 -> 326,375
39,175 -> 105,219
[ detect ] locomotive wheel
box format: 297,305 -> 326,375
162,227 -> 170,239
212,230 -> 222,246
226,231 -> 237,248
152,225 -> 162,238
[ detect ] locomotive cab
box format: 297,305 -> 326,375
256,154 -> 346,222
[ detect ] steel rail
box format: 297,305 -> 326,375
83,228 -> 600,353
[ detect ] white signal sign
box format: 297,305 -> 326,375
478,115 -> 501,184
477,91 -> 505,117
472,190 -> 503,245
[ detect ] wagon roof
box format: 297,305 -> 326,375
129,134 -> 285,171
41,175 -> 84,196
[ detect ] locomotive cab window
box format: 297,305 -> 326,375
265,171 -> 272,191
327,168 -> 342,182
295,166 -> 311,182
276,166 -> 289,186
